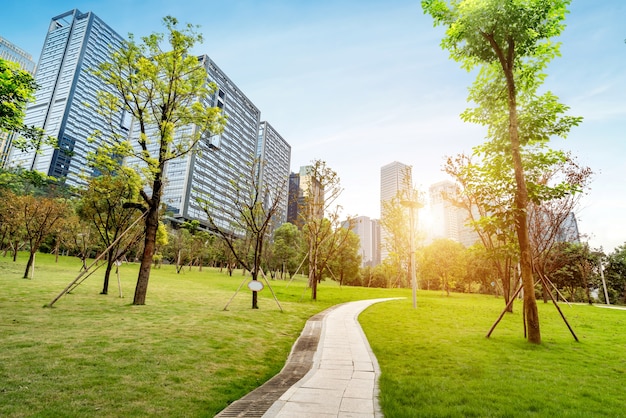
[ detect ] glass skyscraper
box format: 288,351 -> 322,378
0,36 -> 36,74
7,9 -> 292,238
7,9 -> 125,186
0,36 -> 37,166
380,161 -> 412,261
257,121 -> 291,225
158,55 -> 262,231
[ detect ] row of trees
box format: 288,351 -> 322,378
3,18 -> 361,307
4,161 -> 624,306
413,238 -> 626,306
422,0 -> 582,343
0,160 -> 363,304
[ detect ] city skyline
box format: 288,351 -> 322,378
1,0 -> 624,252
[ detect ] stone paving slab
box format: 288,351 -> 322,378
216,298 -> 398,417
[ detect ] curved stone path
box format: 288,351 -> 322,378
216,298 -> 398,418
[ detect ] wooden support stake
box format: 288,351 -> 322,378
45,212 -> 146,308
486,283 -> 523,338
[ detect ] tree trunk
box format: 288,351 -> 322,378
12,240 -> 19,261
23,249 -> 35,279
309,242 -> 318,300
176,249 -> 183,274
251,271 -> 259,309
505,67 -> 541,344
499,259 -> 514,313
133,204 -> 158,305
102,254 -> 114,295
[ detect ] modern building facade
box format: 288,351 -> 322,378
257,121 -> 291,226
429,180 -> 460,241
380,161 -> 412,261
156,56 -> 292,235
6,9 -> 126,186
287,171 -> 301,225
350,215 -> 380,267
0,36 -> 38,166
429,180 -> 479,247
286,165 -> 324,227
6,9 -> 292,239
0,36 -> 36,74
158,55 -> 261,231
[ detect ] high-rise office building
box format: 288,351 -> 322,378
6,9 -> 292,238
257,121 -> 291,226
380,161 -> 412,261
350,215 -> 380,267
287,172 -> 301,225
0,36 -> 38,166
429,180 -> 479,247
286,165 -> 324,227
0,36 -> 36,74
429,180 -> 460,241
158,55 -> 261,231
555,212 -> 580,243
7,10 -> 126,186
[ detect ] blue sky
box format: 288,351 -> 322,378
2,0 -> 625,252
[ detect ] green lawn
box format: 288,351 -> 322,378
0,252 -> 403,417
361,293 -> 626,417
1,253 -> 625,417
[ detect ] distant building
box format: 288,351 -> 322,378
287,165 -> 324,227
7,9 -> 126,186
380,161 -> 412,261
349,216 -> 380,267
0,36 -> 39,166
429,181 -> 459,241
287,172 -> 301,225
557,212 -> 580,243
156,55 -> 261,232
0,36 -> 36,74
257,121 -> 291,226
429,180 -> 479,247
343,216 -> 381,268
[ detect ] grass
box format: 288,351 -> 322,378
2,253 -> 625,417
360,293 -> 626,417
0,252 -> 404,417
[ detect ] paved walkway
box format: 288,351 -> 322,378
216,298 -> 398,418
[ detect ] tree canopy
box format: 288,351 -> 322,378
423,0 -> 579,343
0,58 -> 56,154
93,16 -> 226,305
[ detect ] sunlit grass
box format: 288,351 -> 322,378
360,293 -> 626,417
0,252 -> 404,417
2,253 -> 625,417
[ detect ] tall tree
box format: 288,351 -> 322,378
423,0 -> 581,343
379,196 -> 411,288
77,168 -> 143,294
298,160 -> 354,300
326,228 -> 361,286
418,238 -> 467,296
93,17 -> 226,305
168,227 -> 191,273
271,222 -> 303,279
200,158 -> 286,309
17,195 -> 72,278
527,156 -> 593,301
445,149 -> 590,307
444,153 -> 519,309
547,242 -> 598,303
